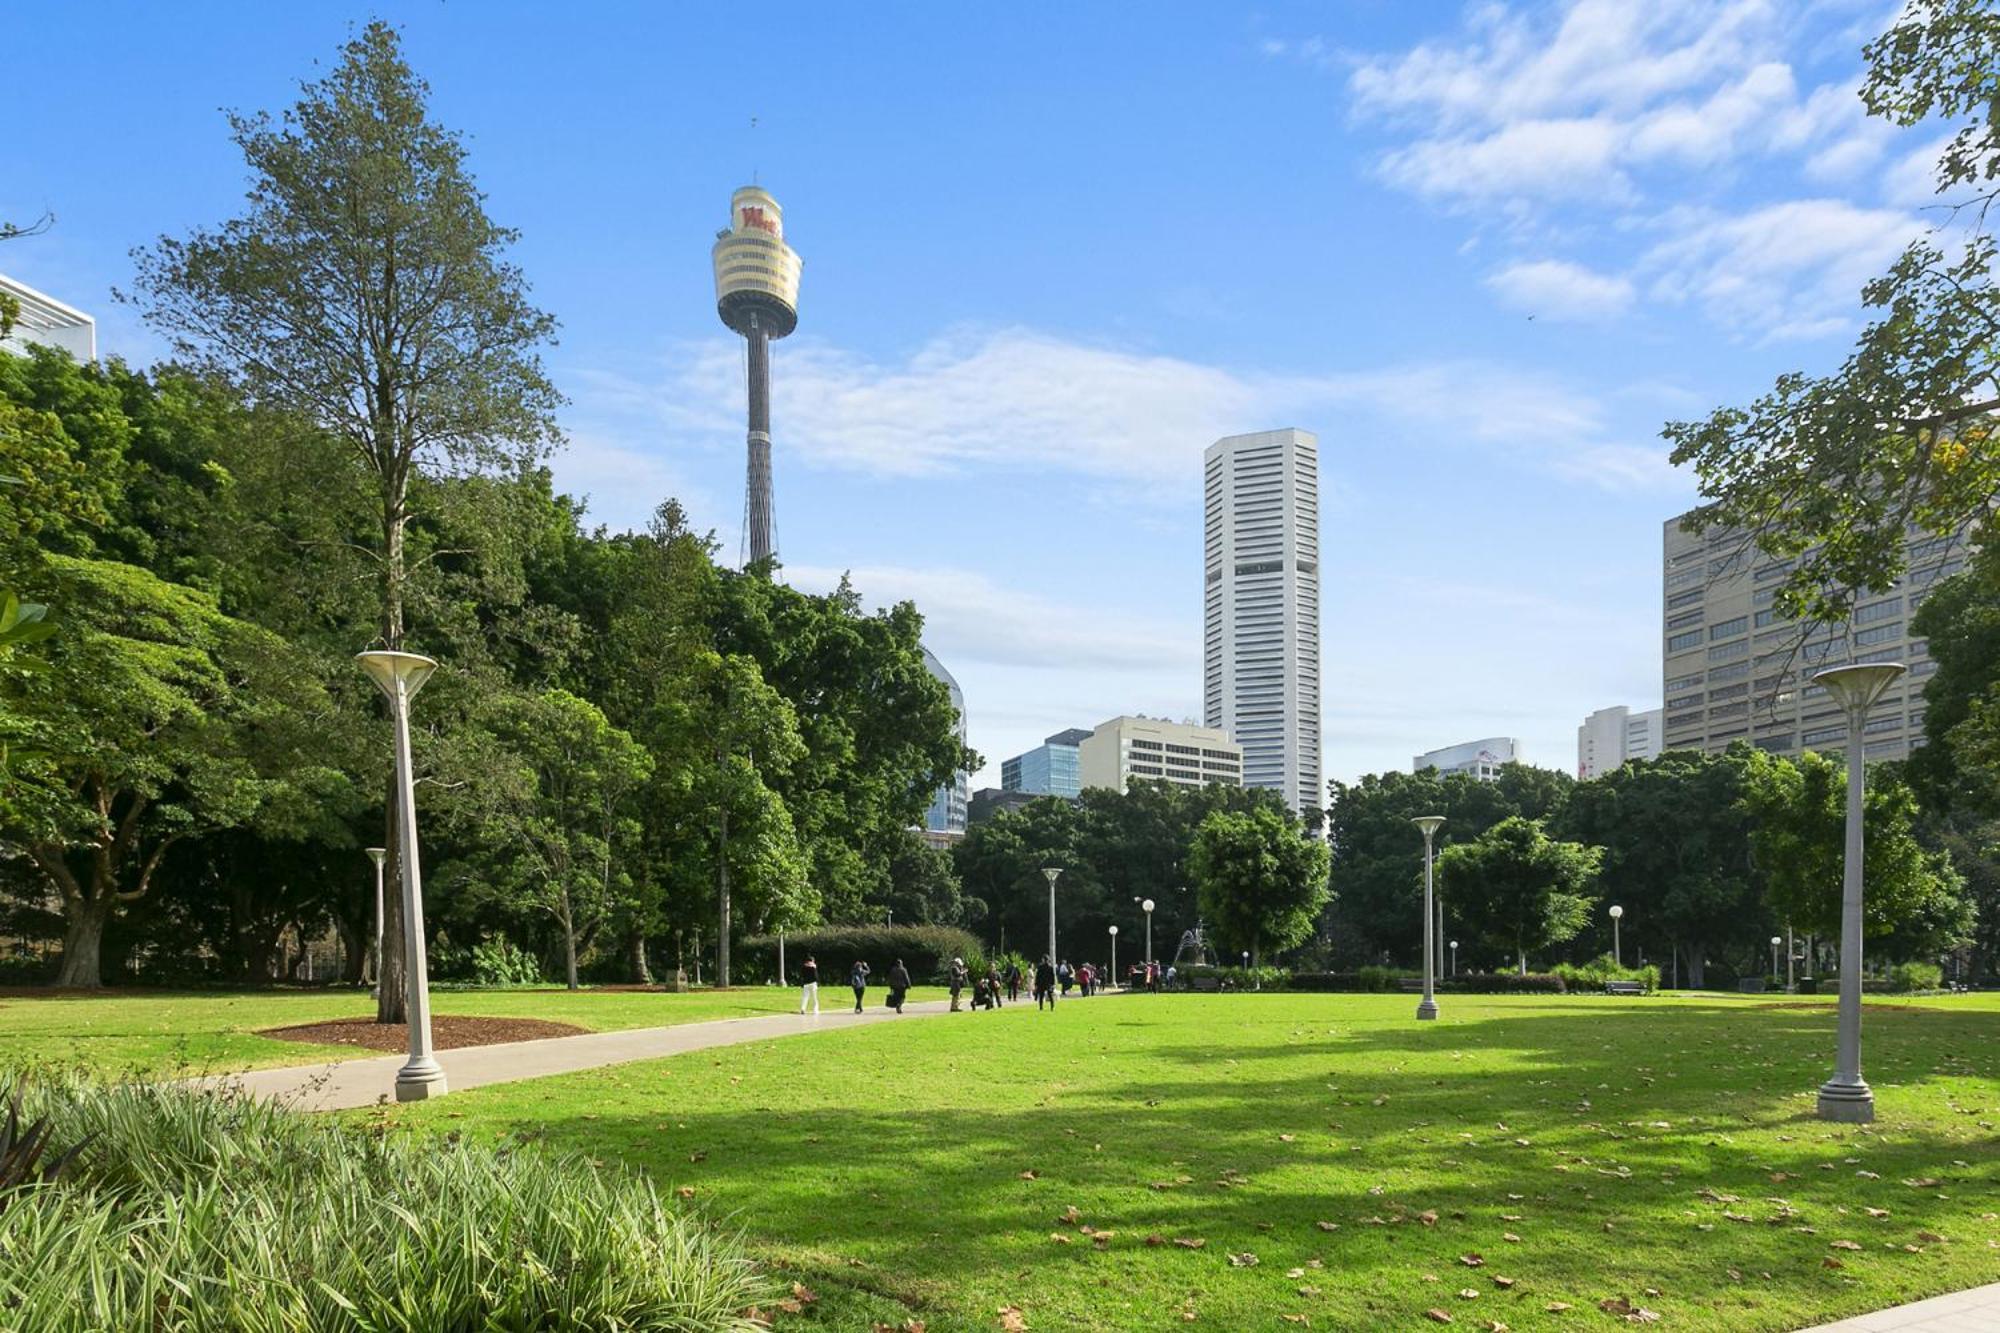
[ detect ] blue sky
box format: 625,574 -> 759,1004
4,1 -> 1947,786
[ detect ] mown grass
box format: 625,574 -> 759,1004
0,984 -> 944,1074
377,992 -> 2000,1332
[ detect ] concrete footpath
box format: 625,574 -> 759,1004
1804,1282 -> 2000,1332
206,996 -> 966,1111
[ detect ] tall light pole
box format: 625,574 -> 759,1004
365,847 -> 387,1000
1141,898 -> 1155,975
1449,939 -> 1458,978
1812,661 -> 1906,1124
1786,924 -> 1796,993
1770,935 -> 1782,983
1413,816 -> 1445,1020
1108,925 -> 1118,989
356,650 -> 446,1103
1042,867 -> 1062,971
1609,904 -> 1624,968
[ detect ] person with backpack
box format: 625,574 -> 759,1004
1035,956 -> 1057,1011
888,958 -> 912,1013
985,963 -> 1004,1008
1004,961 -> 1023,1003
948,956 -> 969,1012
849,959 -> 871,1012
799,955 -> 820,1015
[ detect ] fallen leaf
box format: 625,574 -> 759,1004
1864,1208 -> 1890,1218
791,1283 -> 817,1305
1048,1233 -> 1071,1245
1316,1221 -> 1340,1232
1830,1240 -> 1863,1251
1279,1317 -> 1310,1326
1459,1253 -> 1486,1267
1822,1258 -> 1844,1270
1544,1302 -> 1572,1312
676,1186 -> 695,1199
1458,1288 -> 1481,1299
1174,1237 -> 1207,1250
1917,1231 -> 1943,1243
1018,1170 -> 1038,1181
998,1306 -> 1027,1332
1502,1233 -> 1522,1244
1425,1310 -> 1454,1324
1056,1205 -> 1080,1225
1227,1252 -> 1259,1267
1904,1178 -> 1940,1188
1492,1276 -> 1516,1288
1279,1133 -> 1297,1143
1419,1210 -> 1441,1227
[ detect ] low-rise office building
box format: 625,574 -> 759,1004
1412,737 -> 1522,781
1077,716 -> 1242,793
0,273 -> 96,363
1000,728 -> 1090,797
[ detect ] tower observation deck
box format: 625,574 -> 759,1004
712,185 -> 801,566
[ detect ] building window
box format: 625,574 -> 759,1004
1709,616 -> 1748,640
1666,673 -> 1703,694
1802,725 -> 1846,746
1667,589 -> 1704,610
1854,622 -> 1902,646
1854,597 -> 1902,624
1668,630 -> 1702,652
1708,639 -> 1749,663
1667,610 -> 1703,630
1708,661 -> 1752,682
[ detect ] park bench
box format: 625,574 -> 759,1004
1396,977 -> 1424,993
1188,975 -> 1222,993
1604,980 -> 1646,996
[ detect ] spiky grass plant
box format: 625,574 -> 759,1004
0,1079 -> 769,1331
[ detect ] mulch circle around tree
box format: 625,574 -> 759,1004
260,1015 -> 587,1052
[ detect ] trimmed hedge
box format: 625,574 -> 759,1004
737,925 -> 985,987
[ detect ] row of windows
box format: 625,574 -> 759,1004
1668,629 -> 1702,651
1710,616 -> 1748,640
1709,639 -> 1749,663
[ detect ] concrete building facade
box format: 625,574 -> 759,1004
1661,512 -> 1965,763
1000,728 -> 1090,797
1077,716 -> 1242,794
1576,705 -> 1663,779
1203,428 -> 1322,817
0,273 -> 95,363
1413,737 -> 1523,781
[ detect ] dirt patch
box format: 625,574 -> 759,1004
259,1015 -> 588,1052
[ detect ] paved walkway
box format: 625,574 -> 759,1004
205,996 -> 971,1111
1805,1282 -> 2000,1331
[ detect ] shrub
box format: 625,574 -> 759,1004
1284,970 -> 1567,994
430,933 -> 548,987
1176,963 -> 1288,990
1888,961 -> 1943,993
737,924 -> 985,987
1438,972 -> 1566,994
1551,956 -> 1661,994
1,1078 -> 767,1331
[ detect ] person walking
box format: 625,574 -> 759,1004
849,959 -> 871,1012
1058,960 -> 1074,998
800,955 -> 820,1015
1005,961 -> 1022,1003
1035,956 -> 1057,1011
888,958 -> 912,1014
986,964 -> 1004,1008
948,956 -> 969,1012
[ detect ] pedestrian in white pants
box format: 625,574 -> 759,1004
799,956 -> 820,1014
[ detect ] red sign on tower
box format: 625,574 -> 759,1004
739,206 -> 777,235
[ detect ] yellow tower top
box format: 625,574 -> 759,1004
713,185 -> 801,338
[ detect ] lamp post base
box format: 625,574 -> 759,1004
1416,1000 -> 1439,1021
1816,1078 -> 1873,1123
395,1058 -> 449,1103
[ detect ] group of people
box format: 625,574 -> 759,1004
793,952 -> 1159,1016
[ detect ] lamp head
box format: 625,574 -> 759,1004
1412,815 -> 1446,839
1142,898 -> 1155,913
1109,925 -> 1118,936
365,847 -> 387,868
1450,940 -> 1458,949
1771,935 -> 1782,946
1041,866 -> 1063,886
1812,661 -> 1906,716
356,650 -> 439,701
1608,904 -> 1624,920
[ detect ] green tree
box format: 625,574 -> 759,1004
1558,748 -> 1769,987
1746,750 -> 1972,963
1664,1 -> 2000,626
1908,545 -> 2000,814
129,20 -> 560,1020
1189,806 -> 1330,966
472,689 -> 652,989
3,557 -> 335,986
1436,817 -> 1599,975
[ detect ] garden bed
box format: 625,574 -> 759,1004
259,1014 -> 586,1051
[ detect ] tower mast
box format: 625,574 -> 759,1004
712,185 -> 801,568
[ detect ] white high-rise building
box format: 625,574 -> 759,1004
0,273 -> 96,363
1203,428 -> 1322,818
1413,737 -> 1523,781
1576,705 -> 1663,779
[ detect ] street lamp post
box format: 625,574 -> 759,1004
1413,816 -> 1445,1021
1141,898 -> 1155,976
1450,939 -> 1458,978
1770,935 -> 1782,983
1812,661 -> 1906,1124
1109,925 -> 1118,989
1786,924 -> 1796,993
1609,904 -> 1625,968
365,848 -> 387,1000
1042,868 -> 1062,974
356,650 -> 446,1103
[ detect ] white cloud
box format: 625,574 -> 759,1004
1639,198 -> 1924,339
1485,258 -> 1636,320
579,327 -> 1679,498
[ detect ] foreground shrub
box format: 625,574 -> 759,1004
1552,956 -> 1662,994
1888,961 -> 1944,993
1,1078 -> 766,1331
738,924 -> 984,986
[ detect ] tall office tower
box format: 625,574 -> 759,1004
1576,705 -> 1663,779
711,185 -> 802,566
919,648 -> 969,842
1203,429 -> 1322,817
1661,511 -> 1970,762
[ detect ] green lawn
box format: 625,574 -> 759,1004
370,991 -> 2000,1332
0,985 -> 944,1074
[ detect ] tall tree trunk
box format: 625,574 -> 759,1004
716,808 -> 732,988
1517,948 -> 1527,976
334,911 -> 367,985
560,888 -> 580,990
1686,943 -> 1707,990
55,896 -> 111,988
376,788 -> 408,1022
629,931 -> 651,984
